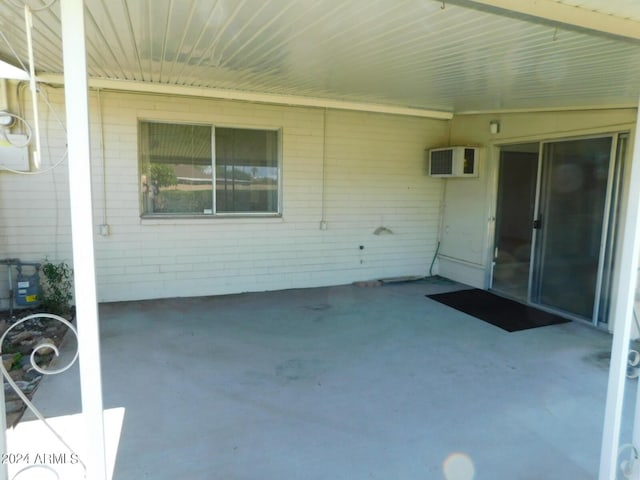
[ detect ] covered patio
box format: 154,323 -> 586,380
1,0 -> 640,478
17,279 -> 622,479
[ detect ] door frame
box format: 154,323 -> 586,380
488,132 -> 628,327
490,143 -> 540,302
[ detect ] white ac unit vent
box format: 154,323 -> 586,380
428,146 -> 479,178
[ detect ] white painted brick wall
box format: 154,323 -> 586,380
0,87 -> 449,306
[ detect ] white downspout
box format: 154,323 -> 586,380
59,0 -> 107,478
599,99 -> 640,479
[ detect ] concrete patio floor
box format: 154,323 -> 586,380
14,279 -> 634,479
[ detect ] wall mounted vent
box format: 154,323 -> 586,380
428,146 -> 479,178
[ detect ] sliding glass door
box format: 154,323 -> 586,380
531,137 -> 613,320
493,135 -> 622,324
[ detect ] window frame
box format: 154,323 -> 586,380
138,119 -> 283,219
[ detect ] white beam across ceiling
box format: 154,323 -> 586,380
37,74 -> 453,120
459,0 -> 640,41
0,60 -> 29,81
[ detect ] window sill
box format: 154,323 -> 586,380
140,214 -> 284,226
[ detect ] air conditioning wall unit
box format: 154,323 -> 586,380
427,146 -> 479,178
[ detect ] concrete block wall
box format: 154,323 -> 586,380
0,86 -> 450,305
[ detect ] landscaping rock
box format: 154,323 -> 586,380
22,369 -> 42,382
11,331 -> 36,343
34,338 -> 56,355
20,356 -> 32,369
5,399 -> 24,414
2,354 -> 13,371
0,309 -> 74,427
13,381 -> 31,392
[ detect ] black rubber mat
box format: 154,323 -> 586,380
427,288 -> 571,332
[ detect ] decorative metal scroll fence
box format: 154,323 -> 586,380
617,343 -> 640,479
0,313 -> 85,479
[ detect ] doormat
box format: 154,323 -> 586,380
426,289 -> 571,332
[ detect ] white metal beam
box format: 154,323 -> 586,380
599,99 -> 640,479
0,60 -> 29,81
59,0 -> 107,479
459,0 -> 640,42
37,74 -> 453,120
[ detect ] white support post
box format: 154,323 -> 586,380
600,98 -> 640,479
59,0 -> 107,479
0,366 -> 7,480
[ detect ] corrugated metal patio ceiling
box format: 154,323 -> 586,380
0,0 -> 639,114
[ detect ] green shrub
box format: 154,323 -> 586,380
154,189 -> 213,213
40,260 -> 73,316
